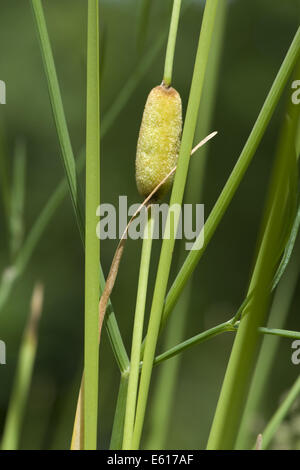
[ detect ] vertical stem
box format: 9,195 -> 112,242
123,210 -> 154,450
132,0 -> 220,450
145,0 -> 227,449
31,0 -> 85,240
163,0 -> 182,87
84,0 -> 100,450
110,374 -> 129,450
260,375 -> 300,449
235,239 -> 300,449
235,61 -> 300,449
162,27 -> 300,327
1,283 -> 44,450
31,0 -> 128,376
207,74 -> 300,450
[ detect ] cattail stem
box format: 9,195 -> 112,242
163,0 -> 182,87
162,25 -> 300,332
84,0 -> 100,450
207,54 -> 300,449
122,209 -> 154,450
132,0 -> 220,450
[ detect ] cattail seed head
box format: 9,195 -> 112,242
135,84 -> 182,200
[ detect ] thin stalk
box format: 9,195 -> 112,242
236,251 -> 300,448
257,327 -> 300,340
30,0 -> 128,413
152,322 -> 300,368
0,11 -> 167,367
163,0 -> 182,87
6,0 -> 183,369
0,177 -> 66,313
107,3 -> 191,443
132,0 -> 220,449
31,0 -> 84,240
101,30 -> 166,137
70,375 -> 84,450
1,283 -> 44,450
145,0 -> 227,449
145,289 -> 190,449
153,321 -> 233,367
235,61 -> 300,448
123,210 -> 154,450
162,26 -> 300,330
0,20 -> 165,361
207,64 -> 299,450
259,375 -> 300,449
110,374 -> 129,450
29,0 -> 170,375
84,0 -> 100,450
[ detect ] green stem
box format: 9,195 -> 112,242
107,4 -> 191,445
123,210 -> 154,450
162,26 -> 300,331
260,375 -> 300,449
0,17 -> 166,364
0,3 -> 169,371
0,12 -> 168,365
207,55 -> 299,450
257,327 -> 300,340
110,373 -> 129,450
163,0 -> 182,87
30,0 -> 128,432
145,288 -> 190,450
153,321 -> 233,367
103,294 -> 129,375
31,0 -> 84,240
152,321 -> 300,368
1,283 -> 44,450
132,0 -> 220,449
145,1 -> 227,449
235,62 -> 300,449
84,0 -> 100,450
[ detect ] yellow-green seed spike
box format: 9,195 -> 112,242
135,84 -> 182,200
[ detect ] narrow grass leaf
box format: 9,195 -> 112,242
1,283 -> 44,450
259,375 -> 300,449
31,0 -> 85,239
163,27 -> 300,329
207,52 -> 300,449
83,0 -> 100,450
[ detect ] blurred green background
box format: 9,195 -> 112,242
0,0 -> 300,450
